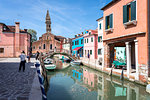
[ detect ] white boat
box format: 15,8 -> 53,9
45,64 -> 56,70
44,58 -> 53,64
70,60 -> 82,66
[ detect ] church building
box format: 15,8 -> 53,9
32,10 -> 65,54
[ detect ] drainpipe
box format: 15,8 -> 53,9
148,0 -> 150,77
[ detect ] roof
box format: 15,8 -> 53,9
96,17 -> 103,21
1,23 -> 27,33
101,0 -> 119,10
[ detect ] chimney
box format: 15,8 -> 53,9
24,29 -> 27,32
15,22 -> 20,33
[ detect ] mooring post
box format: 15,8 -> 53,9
35,62 -> 47,100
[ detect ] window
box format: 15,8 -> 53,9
87,38 -> 88,43
77,40 -> 79,45
99,23 -> 101,30
85,50 -> 86,55
98,49 -> 102,55
39,46 -> 41,49
90,50 -> 92,55
98,37 -> 100,42
85,39 -> 86,43
98,36 -> 102,42
123,1 -> 136,23
91,37 -> 93,42
0,48 -> 4,53
33,46 -> 35,49
43,44 -> 46,49
105,14 -> 113,30
81,39 -> 83,44
72,42 -> 74,46
89,32 -> 91,35
50,44 -> 52,49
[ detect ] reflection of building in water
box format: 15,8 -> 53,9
83,68 -> 97,91
103,77 -> 150,100
71,66 -> 83,83
96,73 -> 104,100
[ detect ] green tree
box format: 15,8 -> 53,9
27,29 -> 37,43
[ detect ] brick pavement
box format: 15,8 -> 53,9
0,58 -> 37,100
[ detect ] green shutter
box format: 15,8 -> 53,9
123,5 -> 128,23
109,14 -> 113,28
98,49 -> 100,55
100,23 -> 101,29
98,37 -> 100,42
131,1 -> 136,21
105,16 -> 108,30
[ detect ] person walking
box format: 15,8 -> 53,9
36,51 -> 40,60
19,51 -> 26,72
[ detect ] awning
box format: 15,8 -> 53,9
73,47 -> 82,51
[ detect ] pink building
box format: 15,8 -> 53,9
0,22 -> 31,57
101,0 -> 150,83
83,29 -> 98,60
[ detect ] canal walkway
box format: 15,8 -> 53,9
0,58 -> 42,100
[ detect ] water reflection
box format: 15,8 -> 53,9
45,58 -> 150,100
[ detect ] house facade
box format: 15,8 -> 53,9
62,38 -> 72,54
32,10 -> 64,54
83,30 -> 98,60
97,17 -> 104,68
72,34 -> 84,57
0,22 -> 31,57
101,0 -> 150,82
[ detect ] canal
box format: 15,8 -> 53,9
45,57 -> 150,100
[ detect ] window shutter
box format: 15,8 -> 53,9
123,5 -> 128,23
99,23 -> 101,29
131,1 -> 136,21
105,16 -> 108,30
109,14 -> 113,28
98,37 -> 100,42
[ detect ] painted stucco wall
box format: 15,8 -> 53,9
103,0 -> 148,65
72,36 -> 84,57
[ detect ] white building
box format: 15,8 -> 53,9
96,17 -> 104,69
62,38 -> 72,54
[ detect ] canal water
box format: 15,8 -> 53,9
45,57 -> 150,100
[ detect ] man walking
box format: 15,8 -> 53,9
19,51 -> 26,72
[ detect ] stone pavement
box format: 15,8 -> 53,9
0,58 -> 41,100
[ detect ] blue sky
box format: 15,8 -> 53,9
0,0 -> 111,39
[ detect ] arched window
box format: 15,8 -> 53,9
43,44 -> 46,49
50,44 -> 52,50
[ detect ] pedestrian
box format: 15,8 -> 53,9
27,52 -> 31,63
36,51 -> 40,60
19,51 -> 26,72
88,52 -> 90,59
78,53 -> 80,59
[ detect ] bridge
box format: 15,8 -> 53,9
40,48 -> 77,61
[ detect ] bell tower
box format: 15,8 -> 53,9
45,10 -> 51,33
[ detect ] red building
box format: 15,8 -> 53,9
0,22 -> 31,57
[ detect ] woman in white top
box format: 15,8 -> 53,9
19,51 -> 26,72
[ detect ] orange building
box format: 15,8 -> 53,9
101,0 -> 150,82
0,22 -> 31,57
32,10 -> 65,54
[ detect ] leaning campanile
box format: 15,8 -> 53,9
45,10 -> 51,33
